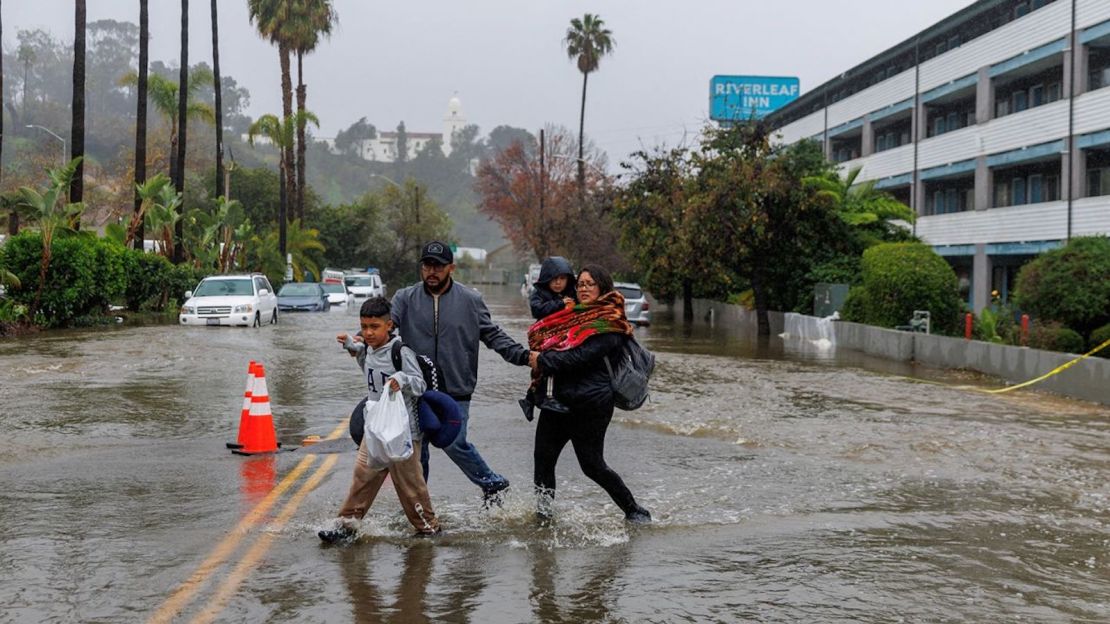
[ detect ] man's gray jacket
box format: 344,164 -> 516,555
391,280 -> 528,401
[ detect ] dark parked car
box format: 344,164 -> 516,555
277,283 -> 331,312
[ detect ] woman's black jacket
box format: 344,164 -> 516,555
537,332 -> 627,411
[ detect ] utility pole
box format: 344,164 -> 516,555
539,128 -> 545,258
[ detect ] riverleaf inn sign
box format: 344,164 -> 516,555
710,75 -> 800,121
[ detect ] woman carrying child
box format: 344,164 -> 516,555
520,256 -> 578,420
526,264 -> 652,524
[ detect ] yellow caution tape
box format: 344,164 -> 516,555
980,336 -> 1110,394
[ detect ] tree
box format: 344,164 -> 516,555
394,120 -> 408,179
613,145 -> 695,306
842,242 -> 962,334
17,41 -> 34,118
249,111 -> 320,257
684,122 -> 845,335
334,116 -> 376,155
143,181 -> 183,260
247,0 -> 297,222
563,13 -> 614,192
1,0 -> 5,236
15,158 -> 85,313
376,180 -> 451,283
475,125 -> 603,262
132,0 -> 149,249
1014,236 -> 1110,340
70,0 -> 87,211
284,0 -> 336,222
805,165 -> 916,247
210,0 -> 224,198
173,0 -> 189,263
120,68 -> 215,177
106,173 -> 172,249
487,125 -> 535,156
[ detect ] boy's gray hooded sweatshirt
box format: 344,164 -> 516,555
354,335 -> 427,440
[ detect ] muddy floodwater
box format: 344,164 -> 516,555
1,284 -> 1108,623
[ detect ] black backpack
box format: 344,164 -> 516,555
603,337 -> 655,410
348,341 -> 441,446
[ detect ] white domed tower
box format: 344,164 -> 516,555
443,92 -> 466,156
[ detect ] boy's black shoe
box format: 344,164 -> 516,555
412,527 -> 442,539
318,524 -> 357,544
518,398 -> 535,422
624,506 -> 652,525
539,397 -> 570,414
482,479 -> 511,508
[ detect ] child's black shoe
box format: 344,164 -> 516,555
518,398 -> 535,421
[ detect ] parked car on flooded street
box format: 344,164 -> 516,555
616,282 -> 650,326
344,272 -> 385,300
277,282 -> 331,312
179,274 -> 278,327
321,282 -> 350,307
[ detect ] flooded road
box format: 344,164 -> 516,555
1,284 -> 1108,623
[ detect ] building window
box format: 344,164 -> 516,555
1089,46 -> 1110,91
1014,2 -> 1029,19
993,161 -> 1061,207
925,178 -> 974,215
1086,148 -> 1110,196
995,65 -> 1064,118
926,96 -> 976,137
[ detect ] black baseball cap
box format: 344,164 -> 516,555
420,241 -> 453,265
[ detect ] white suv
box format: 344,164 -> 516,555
179,274 -> 279,327
343,272 -> 385,300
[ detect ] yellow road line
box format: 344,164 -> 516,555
148,419 -> 349,624
190,454 -> 341,624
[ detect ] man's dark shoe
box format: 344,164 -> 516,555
625,506 -> 652,525
539,397 -> 570,414
518,398 -> 535,422
482,479 -> 510,508
318,524 -> 357,544
412,527 -> 442,539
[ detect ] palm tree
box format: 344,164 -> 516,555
70,0 -> 87,212
133,0 -> 150,249
120,68 -> 215,177
248,110 -> 319,257
210,0 -> 225,197
144,182 -> 183,260
285,0 -> 336,222
247,0 -> 297,214
805,166 -> 916,237
16,158 -> 85,313
17,42 -> 33,119
174,0 -> 189,263
1,0 -> 5,236
563,13 -> 614,192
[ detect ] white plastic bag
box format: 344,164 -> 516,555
362,376 -> 413,465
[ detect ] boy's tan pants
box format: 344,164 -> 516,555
337,438 -> 439,534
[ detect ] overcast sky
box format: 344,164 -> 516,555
6,0 -> 977,163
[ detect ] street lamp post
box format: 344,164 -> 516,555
26,124 -> 67,167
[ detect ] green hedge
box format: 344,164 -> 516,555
1028,322 -> 1085,354
1090,323 -> 1110,358
841,242 -> 962,334
1014,236 -> 1110,339
2,232 -> 127,327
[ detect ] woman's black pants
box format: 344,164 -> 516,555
533,404 -> 638,514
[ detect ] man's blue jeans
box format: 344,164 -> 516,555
420,400 -> 509,493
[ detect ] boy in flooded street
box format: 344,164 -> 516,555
319,296 -> 440,543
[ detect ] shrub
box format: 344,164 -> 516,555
1028,321 -> 1085,354
2,232 -> 127,327
122,249 -> 175,311
1090,323 -> 1110,358
1014,236 -> 1110,339
845,243 -> 962,334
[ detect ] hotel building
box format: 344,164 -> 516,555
767,0 -> 1110,311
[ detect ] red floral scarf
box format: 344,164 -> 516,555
527,290 -> 632,388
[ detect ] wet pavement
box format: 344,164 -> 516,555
1,284 -> 1108,623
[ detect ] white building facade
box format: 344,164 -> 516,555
340,95 -> 469,163
768,0 -> 1110,312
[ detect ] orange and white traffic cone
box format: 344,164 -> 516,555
227,361 -> 256,450
232,363 -> 280,455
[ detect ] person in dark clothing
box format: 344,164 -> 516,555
530,264 -> 652,524
519,256 -> 577,420
392,241 -> 537,504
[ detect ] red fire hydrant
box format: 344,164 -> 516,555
965,313 -> 973,340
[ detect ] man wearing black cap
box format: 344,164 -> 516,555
391,240 -> 534,501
